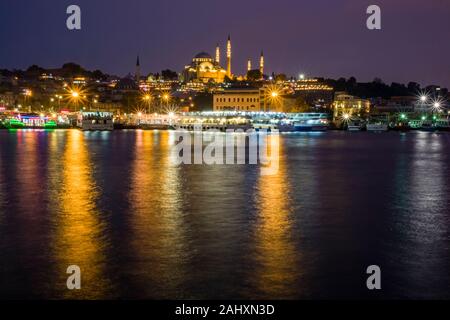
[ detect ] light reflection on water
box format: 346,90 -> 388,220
127,130 -> 188,298
252,137 -> 300,299
49,130 -> 114,299
0,130 -> 449,299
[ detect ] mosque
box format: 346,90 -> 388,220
180,36 -> 264,83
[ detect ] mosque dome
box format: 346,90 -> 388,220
194,52 -> 212,59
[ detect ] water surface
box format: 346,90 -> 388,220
0,130 -> 449,299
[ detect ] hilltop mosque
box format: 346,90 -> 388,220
181,36 -> 264,83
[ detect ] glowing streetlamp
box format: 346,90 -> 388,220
143,93 -> 153,113
70,90 -> 81,111
163,94 -> 170,103
264,85 -> 282,112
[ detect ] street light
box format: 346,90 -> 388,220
143,94 -> 152,113
163,94 -> 170,104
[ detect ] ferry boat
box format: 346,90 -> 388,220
77,111 -> 113,131
408,119 -> 423,130
252,118 -> 296,132
4,118 -> 25,129
137,113 -> 176,130
366,115 -> 389,132
290,113 -> 329,132
4,113 -> 58,129
174,114 -> 252,131
419,120 -> 437,132
435,118 -> 450,131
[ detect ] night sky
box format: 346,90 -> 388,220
0,0 -> 449,88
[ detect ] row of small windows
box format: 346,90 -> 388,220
215,105 -> 257,111
216,97 -> 260,103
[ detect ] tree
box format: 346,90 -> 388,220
407,82 -> 421,94
275,74 -> 287,82
282,96 -> 311,113
26,65 -> 45,73
373,77 -> 384,84
61,63 -> 85,77
161,69 -> 178,81
246,69 -> 262,81
92,69 -> 107,81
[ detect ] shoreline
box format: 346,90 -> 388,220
0,127 -> 448,133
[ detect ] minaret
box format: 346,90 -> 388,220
247,59 -> 252,72
215,44 -> 220,64
226,35 -> 232,78
136,55 -> 141,84
259,51 -> 264,77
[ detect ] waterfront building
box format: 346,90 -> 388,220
213,88 -> 261,111
333,92 -> 370,119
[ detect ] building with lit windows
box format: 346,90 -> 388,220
213,89 -> 261,111
333,92 -> 370,119
292,78 -> 334,109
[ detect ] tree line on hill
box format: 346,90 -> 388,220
1,63 -> 447,99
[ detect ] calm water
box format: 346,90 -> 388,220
0,129 -> 450,300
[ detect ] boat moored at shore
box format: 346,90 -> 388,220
291,113 -> 329,132
367,114 -> 389,132
77,111 -> 114,131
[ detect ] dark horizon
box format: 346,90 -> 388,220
1,0 -> 449,88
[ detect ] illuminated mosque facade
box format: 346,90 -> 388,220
181,36 -> 264,84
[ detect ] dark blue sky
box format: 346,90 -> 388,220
1,0 -> 449,88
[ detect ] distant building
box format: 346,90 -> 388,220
213,88 -> 261,111
333,92 -> 370,119
373,96 -> 416,113
181,36 -> 265,84
114,78 -> 139,92
292,78 -> 334,109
